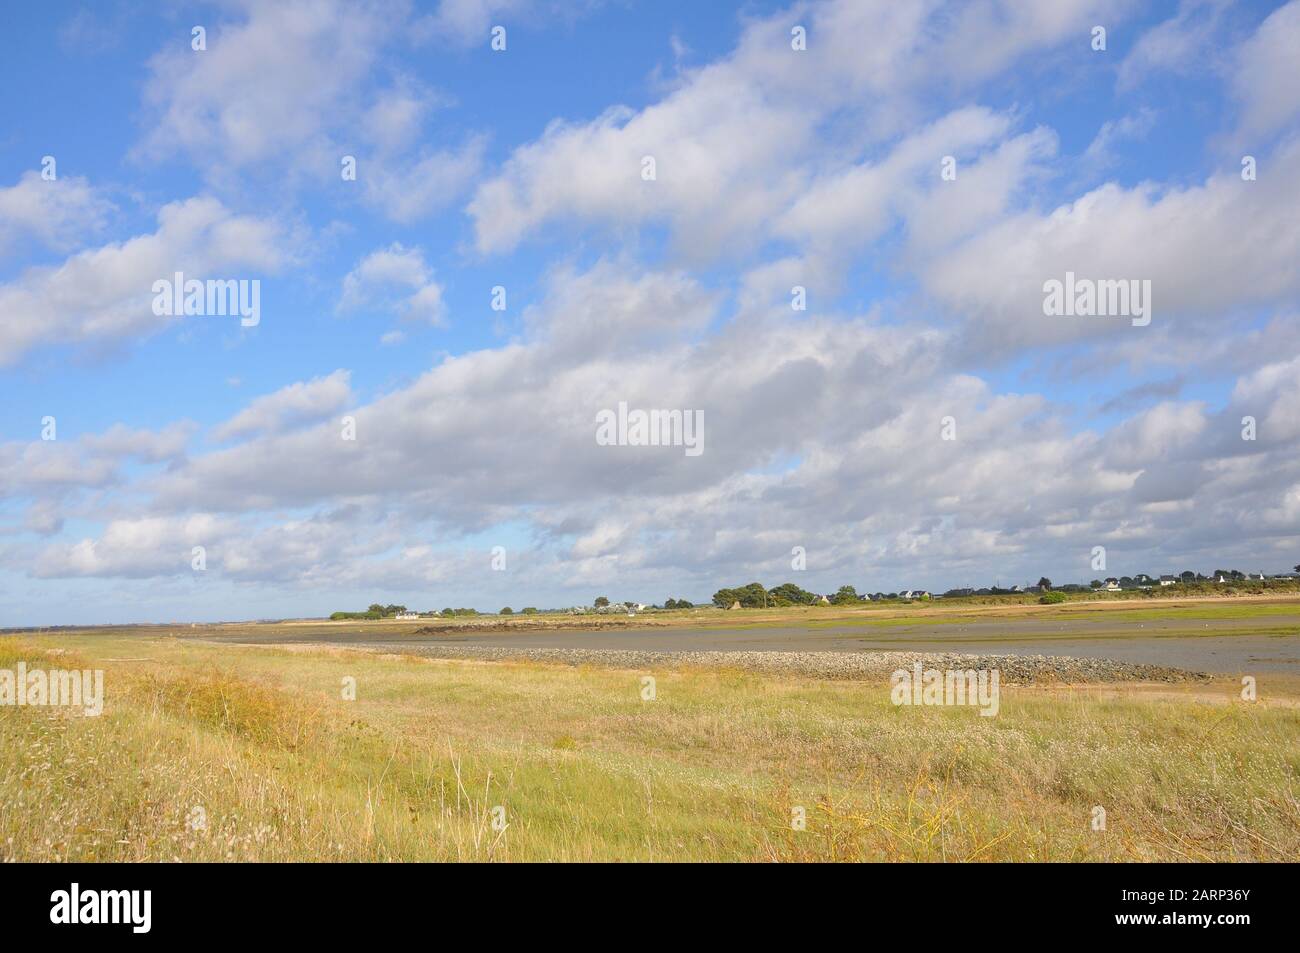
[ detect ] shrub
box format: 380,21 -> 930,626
1039,591 -> 1067,604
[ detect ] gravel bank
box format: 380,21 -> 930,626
390,644 -> 1205,684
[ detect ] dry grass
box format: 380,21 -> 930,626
1,633 -> 1297,862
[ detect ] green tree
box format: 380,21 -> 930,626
712,582 -> 768,608
594,596 -> 610,608
767,582 -> 817,606
1037,577 -> 1052,590
499,607 -> 513,615
830,585 -> 859,605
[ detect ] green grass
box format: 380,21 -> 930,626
1,633 -> 1297,862
1055,603 -> 1300,621
802,601 -> 1300,627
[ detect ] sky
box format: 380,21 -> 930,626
1,0 -> 1299,625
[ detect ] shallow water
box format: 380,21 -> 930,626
203,617 -> 1300,674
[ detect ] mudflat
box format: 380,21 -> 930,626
146,596 -> 1300,674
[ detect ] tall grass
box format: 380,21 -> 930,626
1,634 -> 1296,861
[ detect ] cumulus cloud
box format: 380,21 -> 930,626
922,135 -> 1300,353
9,0 -> 1300,617
19,255 -> 1296,597
81,423 -> 195,462
0,171 -> 112,253
467,0 -> 1129,258
338,244 -> 447,325
134,0 -> 488,224
360,136 -> 485,224
0,196 -> 291,365
34,514 -> 227,579
212,370 -> 353,443
137,0 -> 398,179
1230,0 -> 1300,141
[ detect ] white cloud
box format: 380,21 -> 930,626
0,196 -> 291,365
1081,108 -> 1157,171
11,0 -> 1300,614
361,136 -> 485,224
1116,0 -> 1232,90
0,171 -> 112,253
212,370 -> 353,443
18,289 -> 1300,600
421,0 -> 534,46
338,243 -> 447,325
923,135 -> 1300,352
34,514 -> 227,579
1230,0 -> 1300,141
467,0 -> 1130,258
82,423 -> 195,462
137,0 -> 397,180
135,0 -> 488,223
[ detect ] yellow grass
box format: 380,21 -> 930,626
1,633 -> 1297,862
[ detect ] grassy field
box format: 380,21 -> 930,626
2,631 -> 1298,862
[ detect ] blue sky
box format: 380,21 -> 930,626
2,0 -> 1299,625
